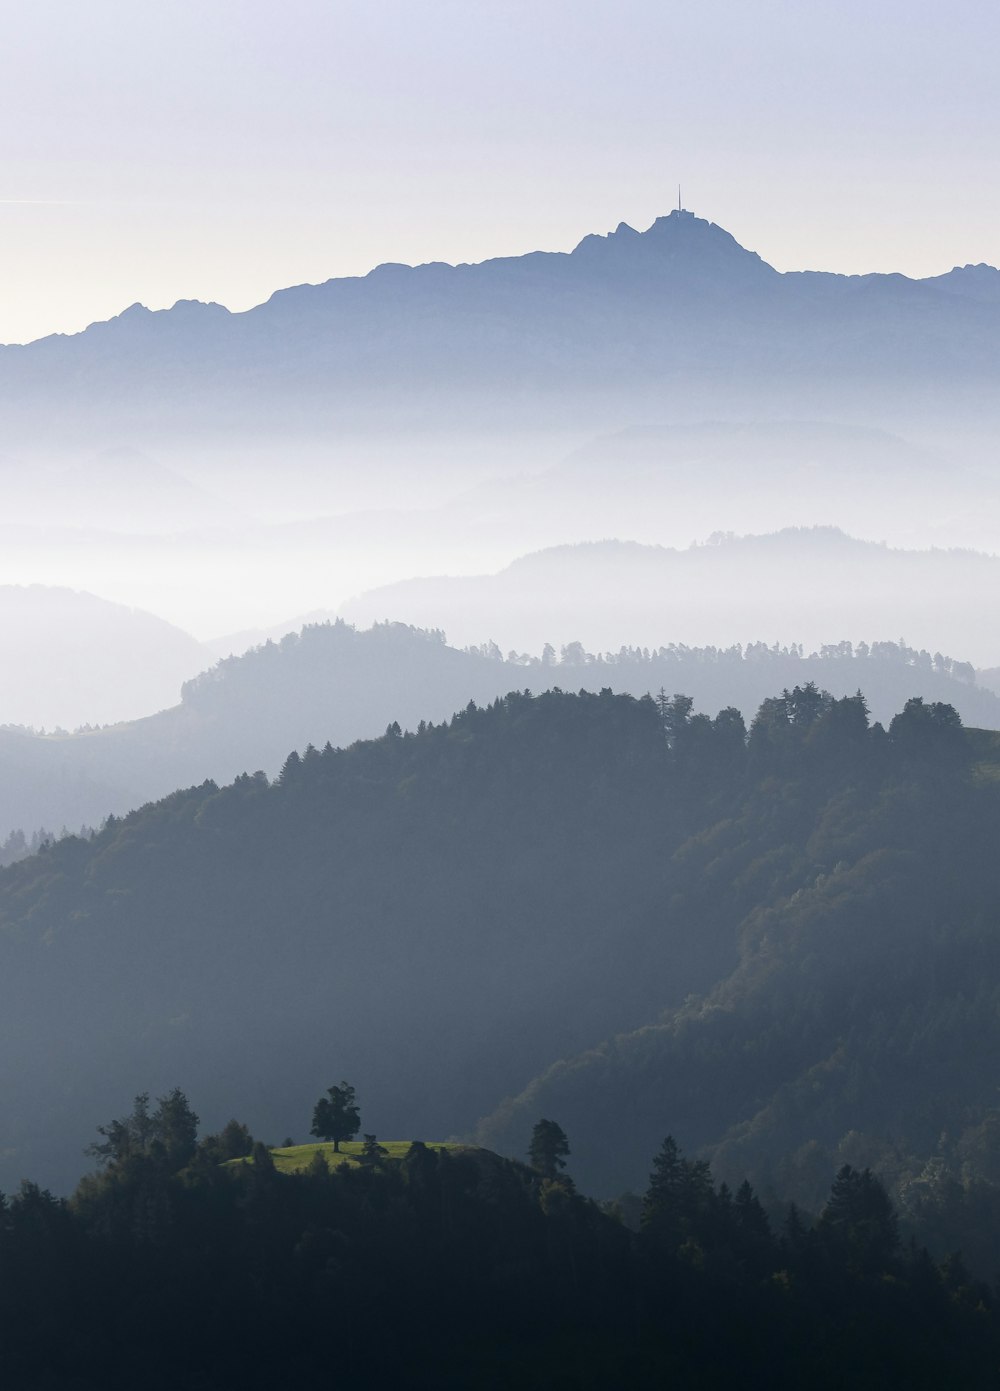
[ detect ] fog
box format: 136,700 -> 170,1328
3,419 -> 1000,650
1,213 -> 999,663
3,202 -> 1000,1283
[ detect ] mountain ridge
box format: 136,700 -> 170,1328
14,210 -> 999,351
3,210 -> 998,446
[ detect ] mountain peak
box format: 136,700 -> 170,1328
571,209 -> 776,278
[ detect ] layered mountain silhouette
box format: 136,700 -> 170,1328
3,210 -> 999,448
2,617 -> 997,844
1,683 -> 998,1203
340,527 -> 1000,662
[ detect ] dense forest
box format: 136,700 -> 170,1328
1,617 -> 997,841
4,679 -> 1000,1261
4,1094 -> 999,1390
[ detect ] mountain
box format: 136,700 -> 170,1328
0,447 -> 238,534
2,210 -> 999,453
1,619 -> 998,841
476,707 -> 1000,1223
340,528 -> 1000,664
0,586 -> 207,730
2,683 -> 1000,1207
14,419 -> 999,642
335,421 -> 1000,557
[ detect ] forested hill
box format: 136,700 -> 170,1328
8,1126 -> 1000,1389
3,683 -> 1000,1211
477,700 -> 1000,1257
2,617 -> 998,840
6,1126 -> 1000,1389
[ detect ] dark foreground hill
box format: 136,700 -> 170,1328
2,617 -> 998,839
8,1124 -> 998,1390
4,682 -> 1000,1222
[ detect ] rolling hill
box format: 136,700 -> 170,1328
1,617 -> 997,840
0,585 -> 208,730
3,680 -> 1000,1216
340,528 -> 1000,663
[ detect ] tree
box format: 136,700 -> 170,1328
889,697 -> 964,760
819,1164 -> 899,1274
199,1118 -> 253,1164
86,1089 -> 197,1172
528,1119 -> 570,1180
86,1093 -> 150,1167
359,1134 -> 388,1167
641,1135 -> 714,1249
151,1088 -> 199,1170
311,1081 -> 360,1152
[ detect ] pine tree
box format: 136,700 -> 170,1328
528,1120 -> 570,1180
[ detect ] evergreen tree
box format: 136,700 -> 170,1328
819,1164 -> 900,1274
642,1135 -> 714,1249
359,1134 -> 388,1167
528,1119 -> 570,1180
150,1088 -> 199,1170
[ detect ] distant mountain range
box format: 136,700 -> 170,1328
341,527 -> 1000,663
11,421 -> 1000,634
2,210 -> 999,449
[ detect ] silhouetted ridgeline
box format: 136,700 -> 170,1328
4,682 -> 1000,1250
3,211 -> 1000,447
340,529 -> 1000,662
0,617 -> 996,839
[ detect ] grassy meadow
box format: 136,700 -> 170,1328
231,1139 -> 470,1174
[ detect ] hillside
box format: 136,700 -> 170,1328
477,710 -> 1000,1223
3,682 -> 1000,1211
245,1139 -> 468,1174
0,585 -> 207,729
8,1112 -> 996,1389
341,528 -> 1000,663
1,618 -> 998,838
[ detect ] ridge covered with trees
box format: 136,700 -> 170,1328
2,682 -> 1000,1230
1,618 -> 998,842
3,1089 -> 997,1390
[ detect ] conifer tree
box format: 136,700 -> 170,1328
528,1119 -> 570,1180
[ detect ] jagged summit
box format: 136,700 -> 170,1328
2,205 -> 999,446
570,207 -> 777,281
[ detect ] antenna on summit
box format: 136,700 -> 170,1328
677,184 -> 682,212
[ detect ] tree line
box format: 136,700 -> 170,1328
1,1089 -> 997,1388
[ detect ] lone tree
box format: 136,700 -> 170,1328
528,1119 -> 570,1180
311,1081 -> 361,1152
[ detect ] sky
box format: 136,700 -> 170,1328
2,0 -> 999,345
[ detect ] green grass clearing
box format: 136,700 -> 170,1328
229,1139 -> 470,1174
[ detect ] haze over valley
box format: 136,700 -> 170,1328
4,2 -> 1000,1380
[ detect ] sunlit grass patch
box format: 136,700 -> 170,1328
230,1139 -> 468,1173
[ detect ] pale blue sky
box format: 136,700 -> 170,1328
2,0 -> 998,343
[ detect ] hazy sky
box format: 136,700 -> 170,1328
2,0 -> 998,345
